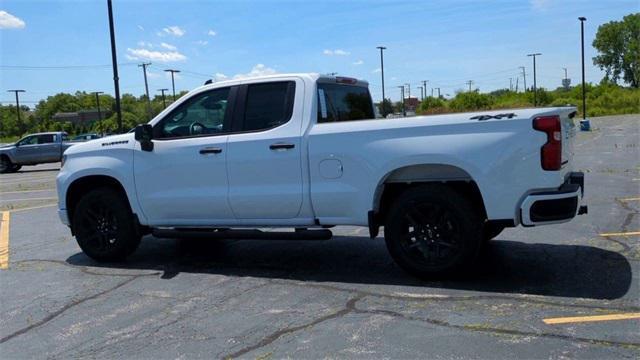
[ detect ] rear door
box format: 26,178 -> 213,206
226,79 -> 304,219
38,134 -> 61,162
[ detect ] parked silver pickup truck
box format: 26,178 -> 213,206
0,132 -> 74,173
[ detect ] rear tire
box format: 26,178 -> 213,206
483,223 -> 505,242
72,188 -> 141,262
384,184 -> 483,279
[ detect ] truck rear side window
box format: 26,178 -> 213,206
242,81 -> 295,132
317,84 -> 374,123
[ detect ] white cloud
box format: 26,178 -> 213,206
126,48 -> 187,62
353,60 -> 364,65
372,68 -> 381,73
214,73 -> 228,82
323,49 -> 350,56
530,0 -> 550,10
162,25 -> 185,37
137,25 -> 144,31
233,64 -> 277,79
0,10 -> 26,29
137,41 -> 153,48
207,30 -> 217,37
160,42 -> 176,50
195,40 -> 208,46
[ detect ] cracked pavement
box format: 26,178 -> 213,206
0,115 -> 638,359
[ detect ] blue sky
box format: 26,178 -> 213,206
0,0 -> 636,107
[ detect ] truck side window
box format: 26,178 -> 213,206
242,81 -> 295,131
155,87 -> 230,139
18,136 -> 37,146
37,134 -> 55,144
317,84 -> 374,123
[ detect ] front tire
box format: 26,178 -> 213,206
72,188 -> 141,261
384,184 -> 483,279
0,157 -> 16,173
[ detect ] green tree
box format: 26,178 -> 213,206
377,98 -> 394,117
592,13 -> 640,88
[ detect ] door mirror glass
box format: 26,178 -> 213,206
135,124 -> 154,151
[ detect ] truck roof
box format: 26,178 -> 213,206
200,73 -> 369,90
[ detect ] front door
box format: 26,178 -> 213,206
14,135 -> 40,164
133,86 -> 235,226
226,80 -> 304,219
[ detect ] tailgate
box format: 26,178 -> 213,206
558,108 -> 578,168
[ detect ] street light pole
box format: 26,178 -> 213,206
158,88 -> 168,109
435,87 -> 441,98
418,86 -> 424,101
107,0 -> 122,133
91,91 -> 104,132
376,46 -> 386,117
579,17 -> 587,121
397,85 -> 405,116
164,69 -> 181,101
139,62 -> 152,120
527,53 -> 542,106
6,90 -> 25,123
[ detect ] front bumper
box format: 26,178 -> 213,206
520,172 -> 587,226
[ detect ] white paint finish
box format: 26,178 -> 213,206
56,73 -> 581,230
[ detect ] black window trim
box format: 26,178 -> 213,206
152,85 -> 238,141
230,80 -> 296,135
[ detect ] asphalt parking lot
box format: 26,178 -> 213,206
0,114 -> 638,359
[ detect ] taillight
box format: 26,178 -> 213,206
533,115 -> 562,171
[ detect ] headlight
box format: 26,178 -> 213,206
61,155 -> 67,168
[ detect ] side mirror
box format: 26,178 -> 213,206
134,124 -> 154,152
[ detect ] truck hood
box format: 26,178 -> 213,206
64,133 -> 136,156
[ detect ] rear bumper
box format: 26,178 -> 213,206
520,172 -> 586,226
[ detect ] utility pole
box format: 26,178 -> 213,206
510,78 -> 513,91
139,62 -> 152,120
466,80 -> 474,92
435,87 -> 441,98
579,17 -> 588,122
404,83 -> 410,99
91,91 -> 104,132
431,88 -> 434,97
515,77 -> 519,92
107,0 -> 122,133
376,46 -> 387,117
397,85 -> 405,116
418,86 -> 424,101
562,67 -> 568,80
6,90 -> 25,123
519,66 -> 527,92
422,80 -> 428,97
158,88 -> 168,109
164,69 -> 180,101
527,53 -> 542,106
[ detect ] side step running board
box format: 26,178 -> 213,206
152,228 -> 333,241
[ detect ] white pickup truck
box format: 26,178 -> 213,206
56,73 -> 586,278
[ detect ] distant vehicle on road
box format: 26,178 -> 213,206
0,132 -> 74,173
71,133 -> 101,142
57,73 -> 587,279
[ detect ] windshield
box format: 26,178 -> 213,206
317,83 -> 374,123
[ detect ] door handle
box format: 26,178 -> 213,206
269,143 -> 295,150
199,147 -> 222,154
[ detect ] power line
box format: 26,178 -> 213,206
0,63 -> 137,70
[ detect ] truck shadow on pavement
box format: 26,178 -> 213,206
66,235 -> 632,300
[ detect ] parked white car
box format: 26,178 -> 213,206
57,73 -> 586,278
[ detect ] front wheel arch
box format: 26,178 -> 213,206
66,175 -> 131,232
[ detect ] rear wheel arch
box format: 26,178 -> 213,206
372,164 -> 488,228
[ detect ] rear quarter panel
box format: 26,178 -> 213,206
308,113 -> 570,225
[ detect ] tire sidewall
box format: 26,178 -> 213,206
384,185 -> 483,278
73,188 -> 140,261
